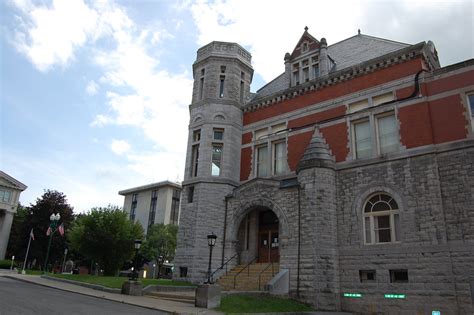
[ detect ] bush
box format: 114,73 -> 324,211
0,259 -> 17,269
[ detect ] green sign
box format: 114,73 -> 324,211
384,294 -> 406,299
343,293 -> 362,298
432,311 -> 440,315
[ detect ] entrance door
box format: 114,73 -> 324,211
257,211 -> 279,263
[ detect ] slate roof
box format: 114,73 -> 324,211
253,33 -> 410,100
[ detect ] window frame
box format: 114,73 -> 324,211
272,140 -> 287,176
362,193 -> 400,245
211,143 -> 223,176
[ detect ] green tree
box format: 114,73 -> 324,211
68,206 -> 143,276
141,224 -> 178,278
7,190 -> 74,270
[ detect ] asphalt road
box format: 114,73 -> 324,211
0,277 -> 167,315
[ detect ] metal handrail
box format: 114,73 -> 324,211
210,253 -> 239,281
258,262 -> 277,290
233,257 -> 258,289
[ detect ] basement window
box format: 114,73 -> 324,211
390,269 -> 408,283
359,270 -> 376,283
179,267 -> 188,278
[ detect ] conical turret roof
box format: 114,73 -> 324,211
296,126 -> 335,172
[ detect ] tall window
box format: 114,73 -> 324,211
256,145 -> 268,177
273,141 -> 286,175
191,145 -> 199,177
363,193 -> 400,244
468,93 -> 474,115
130,194 -> 138,221
376,114 -> 398,154
170,189 -> 180,225
211,144 -> 223,176
0,190 -> 11,203
354,119 -> 372,158
240,72 -> 245,103
199,68 -> 205,100
219,75 -> 225,98
148,190 -> 157,229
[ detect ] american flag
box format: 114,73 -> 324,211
46,227 -> 52,236
30,228 -> 35,241
58,223 -> 65,236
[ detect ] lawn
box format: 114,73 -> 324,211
217,294 -> 313,313
49,274 -> 195,289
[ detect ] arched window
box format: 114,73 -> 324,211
363,193 -> 400,244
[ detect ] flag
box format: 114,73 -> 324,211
58,223 -> 65,236
46,227 -> 52,236
30,228 -> 35,241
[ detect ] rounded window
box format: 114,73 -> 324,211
363,193 -> 400,244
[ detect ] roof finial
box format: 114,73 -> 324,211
304,26 -> 308,32
358,29 -> 361,35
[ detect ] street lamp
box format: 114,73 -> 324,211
131,239 -> 142,281
207,233 -> 217,284
44,213 -> 61,273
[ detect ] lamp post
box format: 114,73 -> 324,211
207,233 -> 217,284
44,213 -> 61,273
131,239 -> 142,281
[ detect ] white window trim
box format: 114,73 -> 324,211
362,193 -> 401,245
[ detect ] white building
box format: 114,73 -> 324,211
119,181 -> 181,234
0,171 -> 27,259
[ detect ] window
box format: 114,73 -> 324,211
199,68 -> 205,100
213,128 -> 224,140
354,119 -> 372,158
193,129 -> 201,142
292,70 -> 299,86
390,269 -> 408,283
188,186 -> 194,203
303,67 -> 309,82
363,193 -> 400,244
273,141 -> 286,175
467,93 -> 474,116
191,144 -> 199,177
359,270 -> 376,283
312,64 -> 319,79
170,189 -> 180,225
179,266 -> 188,277
256,145 -> 268,177
0,190 -> 11,203
148,190 -> 158,229
349,99 -> 369,113
376,114 -> 398,154
373,92 -> 394,106
352,112 -> 399,159
211,144 -> 223,176
240,72 -> 245,103
219,75 -> 225,98
130,194 -> 138,221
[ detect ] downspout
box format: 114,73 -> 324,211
222,195 -> 230,266
297,185 -> 301,297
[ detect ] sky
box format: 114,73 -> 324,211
1,0 -> 473,213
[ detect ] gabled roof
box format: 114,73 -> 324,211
328,33 -> 410,71
290,27 -> 320,59
0,171 -> 27,191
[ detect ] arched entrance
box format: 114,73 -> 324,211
236,207 -> 280,264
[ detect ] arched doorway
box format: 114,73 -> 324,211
236,208 -> 280,264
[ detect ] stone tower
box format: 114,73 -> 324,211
174,42 -> 253,283
296,127 -> 339,310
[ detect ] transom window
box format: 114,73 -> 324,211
363,193 -> 400,244
0,190 -> 11,203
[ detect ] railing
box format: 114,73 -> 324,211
210,253 -> 239,283
258,262 -> 277,290
233,257 -> 258,289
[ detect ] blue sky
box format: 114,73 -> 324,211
1,0 -> 472,212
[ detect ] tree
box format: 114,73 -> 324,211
68,206 -> 143,276
7,190 -> 74,270
141,224 -> 178,278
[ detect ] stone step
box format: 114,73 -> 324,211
146,291 -> 195,304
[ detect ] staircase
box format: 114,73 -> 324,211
217,263 -> 279,291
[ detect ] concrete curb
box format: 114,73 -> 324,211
41,275 -> 121,294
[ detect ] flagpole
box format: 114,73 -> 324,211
22,229 -> 33,274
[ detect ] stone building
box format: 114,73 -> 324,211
174,28 -> 474,313
119,181 -> 181,234
0,171 -> 27,260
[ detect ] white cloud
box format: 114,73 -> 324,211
12,0 -> 99,71
86,80 -> 99,95
110,139 -> 131,155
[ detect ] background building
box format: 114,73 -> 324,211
0,171 -> 27,260
119,181 -> 181,234
174,28 -> 474,314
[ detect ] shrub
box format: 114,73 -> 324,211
0,259 -> 17,269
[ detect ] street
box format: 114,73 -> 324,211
0,277 -> 168,315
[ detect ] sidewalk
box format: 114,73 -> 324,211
3,273 -> 222,315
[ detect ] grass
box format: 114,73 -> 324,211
217,294 -> 313,313
48,274 -> 195,289
21,269 -> 43,275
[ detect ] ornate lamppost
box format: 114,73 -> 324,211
207,233 -> 217,284
131,239 -> 142,281
43,213 -> 60,273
